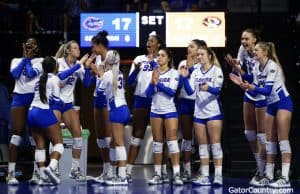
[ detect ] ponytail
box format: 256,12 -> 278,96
199,46 -> 220,67
105,50 -> 120,96
39,73 -> 48,104
55,40 -> 78,58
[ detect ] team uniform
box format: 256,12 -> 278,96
98,70 -> 130,124
93,55 -> 107,109
56,58 -> 91,112
27,74 -> 62,129
145,68 -> 179,119
177,60 -> 199,114
127,55 -> 156,109
10,57 -> 43,107
237,46 -> 267,108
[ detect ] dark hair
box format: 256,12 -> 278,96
159,47 -> 173,68
149,34 -> 165,50
24,37 -> 40,57
92,30 -> 109,48
243,28 -> 261,43
192,39 -> 207,48
39,56 -> 57,104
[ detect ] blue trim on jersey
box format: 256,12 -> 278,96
134,95 -> 152,109
58,63 -> 81,80
241,73 -> 253,83
150,112 -> 178,119
83,68 -> 91,87
94,95 -> 107,109
11,93 -> 34,107
243,95 -> 267,108
207,86 -> 221,96
25,62 -> 38,78
181,76 -> 194,95
157,83 -> 175,97
11,58 -> 28,79
145,83 -> 155,97
109,105 -> 130,125
194,114 -> 223,125
254,85 -> 273,96
200,65 -> 214,75
27,107 -> 58,128
149,61 -> 158,69
177,98 -> 195,115
127,70 -> 138,86
266,96 -> 293,116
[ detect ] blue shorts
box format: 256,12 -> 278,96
150,112 -> 178,119
94,96 -> 107,109
134,96 -> 152,109
177,98 -> 195,115
194,114 -> 224,125
27,107 -> 58,129
267,97 -> 293,116
11,93 -> 34,107
243,95 -> 267,108
52,102 -> 74,113
109,105 -> 130,125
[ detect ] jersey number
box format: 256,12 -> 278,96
66,77 -> 75,85
118,76 -> 123,89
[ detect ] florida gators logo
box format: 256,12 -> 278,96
83,17 -> 104,31
202,16 -> 222,28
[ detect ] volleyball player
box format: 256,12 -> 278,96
180,46 -> 224,186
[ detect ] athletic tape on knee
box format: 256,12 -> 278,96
109,148 -> 116,162
115,146 -> 127,161
167,140 -> 179,154
97,138 -> 106,149
152,141 -> 163,154
257,133 -> 266,145
130,136 -> 142,147
73,137 -> 83,149
266,141 -> 277,155
29,136 -> 36,146
199,144 -> 209,159
244,130 -> 256,142
104,137 -> 111,148
211,143 -> 223,159
279,140 -> 291,154
10,135 -> 22,146
35,149 -> 46,163
181,139 -> 192,152
53,143 -> 64,155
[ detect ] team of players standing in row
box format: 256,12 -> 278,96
7,29 -> 293,188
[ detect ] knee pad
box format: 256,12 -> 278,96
53,143 -> 64,155
153,141 -> 163,154
167,140 -> 179,154
279,140 -> 291,154
97,138 -> 106,149
35,149 -> 46,163
199,144 -> 209,159
29,136 -> 36,146
104,137 -> 111,148
211,143 -> 223,159
109,148 -> 116,162
10,135 -> 22,146
181,139 -> 192,152
73,137 -> 83,149
130,136 -> 142,147
257,133 -> 266,145
266,141 -> 277,155
115,146 -> 127,161
244,130 -> 256,142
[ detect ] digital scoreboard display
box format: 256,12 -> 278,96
80,13 -> 139,47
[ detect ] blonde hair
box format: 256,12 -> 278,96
105,50 -> 120,96
55,40 -> 78,58
199,46 -> 220,67
256,41 -> 285,80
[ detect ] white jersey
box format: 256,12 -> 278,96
30,73 -> 61,109
151,68 -> 179,114
10,57 -> 43,94
129,54 -> 155,97
57,58 -> 86,103
189,65 -> 223,119
94,55 -> 106,97
177,60 -> 200,100
99,70 -> 127,111
237,45 -> 264,101
253,59 -> 289,105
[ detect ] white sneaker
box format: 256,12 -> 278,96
213,176 -> 223,186
269,177 -> 291,188
173,174 -> 184,186
249,172 -> 263,186
29,170 -> 40,185
95,172 -> 108,184
69,168 -> 86,182
7,172 -> 19,185
38,176 -> 54,186
192,175 -> 211,186
44,167 -> 61,185
257,176 -> 272,187
148,174 -> 163,185
105,176 -> 128,186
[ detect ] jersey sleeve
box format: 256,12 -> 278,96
265,62 -> 278,86
169,70 -> 179,91
213,67 -> 224,88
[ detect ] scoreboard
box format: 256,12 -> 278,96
80,12 -> 225,48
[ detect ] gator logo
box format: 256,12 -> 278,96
202,16 -> 222,28
83,17 -> 104,31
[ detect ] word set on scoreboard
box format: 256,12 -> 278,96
80,12 -> 225,48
